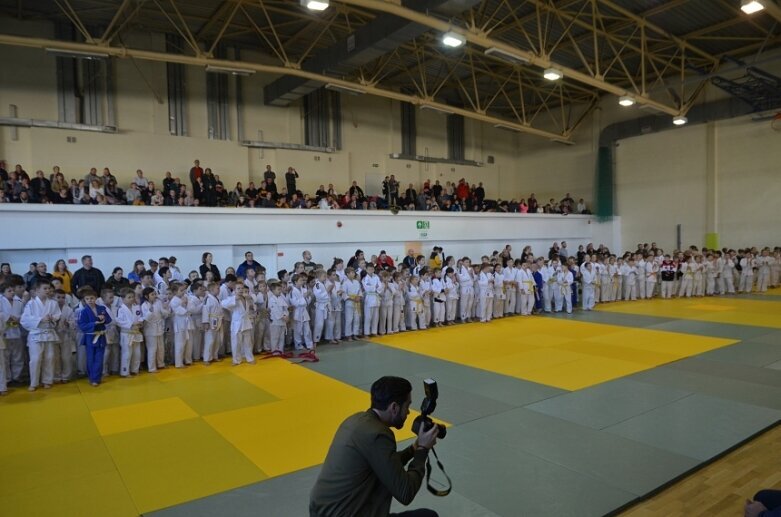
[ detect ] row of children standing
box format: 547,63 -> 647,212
1,246 -> 778,394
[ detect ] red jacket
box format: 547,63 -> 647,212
456,183 -> 470,200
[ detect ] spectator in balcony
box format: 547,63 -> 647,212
53,186 -> 72,204
263,164 -> 276,185
474,182 -> 486,205
89,180 -> 104,201
202,168 -> 217,207
162,172 -> 176,195
51,170 -> 67,194
519,198 -> 528,213
125,183 -> 142,205
134,169 -> 148,191
404,183 -> 417,206
100,167 -> 116,187
349,181 -> 365,201
346,195 -> 359,210
104,180 -> 123,205
285,167 -> 299,195
290,193 -> 305,209
31,170 -> 51,202
577,198 -> 587,214
0,160 -> 6,182
214,183 -> 228,207
150,189 -> 164,206
229,182 -> 244,206
327,183 -> 336,197
431,180 -> 443,200
259,192 -> 275,208
455,178 -> 469,201
189,159 -> 203,188
164,189 -> 178,206
143,181 -> 156,204
527,193 -> 538,213
315,184 -> 327,201
388,175 -> 399,207
416,190 -> 427,211
84,167 -> 100,187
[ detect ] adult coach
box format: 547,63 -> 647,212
72,255 -> 105,296
310,376 -> 439,517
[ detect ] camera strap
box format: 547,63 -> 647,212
425,447 -> 452,497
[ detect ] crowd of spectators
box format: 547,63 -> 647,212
0,159 -> 590,214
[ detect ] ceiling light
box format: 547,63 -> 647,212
324,83 -> 366,95
484,47 -> 530,65
740,0 -> 764,14
205,65 -> 255,76
301,0 -> 329,11
493,123 -> 521,132
45,48 -> 108,60
618,95 -> 635,107
442,31 -> 465,48
420,104 -> 455,115
672,115 -> 688,126
543,68 -> 562,81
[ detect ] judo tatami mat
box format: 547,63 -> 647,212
369,318 -> 738,391
0,359 -> 436,516
3,297 -> 781,517
596,293 -> 781,329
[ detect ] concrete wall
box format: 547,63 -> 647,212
0,205 -> 614,276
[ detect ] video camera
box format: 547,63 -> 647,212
412,379 -> 446,439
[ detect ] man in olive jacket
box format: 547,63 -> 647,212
310,376 -> 440,517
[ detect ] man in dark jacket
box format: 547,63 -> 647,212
310,376 -> 439,517
72,255 -> 106,296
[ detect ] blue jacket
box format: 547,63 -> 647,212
78,304 -> 112,348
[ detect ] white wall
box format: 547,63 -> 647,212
0,205 -> 613,276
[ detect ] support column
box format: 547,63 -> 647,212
705,122 -> 719,249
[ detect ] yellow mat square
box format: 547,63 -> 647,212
165,371 -> 279,415
103,418 -> 266,514
0,437 -> 117,498
0,393 -> 98,458
371,317 -> 738,390
91,396 -> 199,436
0,467 -> 137,517
598,297 -> 781,329
76,372 -> 176,411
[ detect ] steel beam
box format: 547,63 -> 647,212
0,33 -> 570,141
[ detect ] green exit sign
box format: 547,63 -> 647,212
416,220 -> 430,230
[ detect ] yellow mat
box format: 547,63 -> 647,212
0,359 -> 439,516
370,318 -> 738,391
596,296 -> 781,329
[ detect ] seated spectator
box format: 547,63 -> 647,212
577,198 -> 588,214
105,180 -> 124,205
126,183 -> 142,205
150,189 -> 164,206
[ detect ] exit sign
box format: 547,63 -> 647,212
416,220 -> 430,230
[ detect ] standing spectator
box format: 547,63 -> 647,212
72,255 -> 106,296
349,181 -> 365,201
202,169 -> 217,207
527,193 -> 538,213
559,241 -> 570,260
560,193 -> 575,212
474,182 -> 485,205
402,249 -> 417,270
162,172 -> 176,195
104,267 -> 130,295
189,159 -> 203,189
236,252 -> 263,279
285,167 -> 299,195
31,170 -> 51,202
52,259 -> 73,293
347,250 -> 365,270
30,261 -> 53,288
376,250 -> 395,271
200,252 -> 221,281
263,164 -> 276,185
577,198 -> 587,214
302,251 -> 317,272
404,183 -> 417,206
456,178 -> 470,201
23,262 -> 37,287
431,180 -> 443,200
388,175 -> 399,207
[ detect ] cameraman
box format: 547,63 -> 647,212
310,376 -> 440,517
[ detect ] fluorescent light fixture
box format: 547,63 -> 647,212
442,31 -> 465,48
543,67 -> 562,81
301,0 -> 329,11
618,95 -> 635,107
45,48 -> 108,60
420,104 -> 455,115
493,123 -> 521,132
324,83 -> 366,95
484,47 -> 530,65
672,115 -> 688,126
205,65 -> 255,76
741,0 -> 764,14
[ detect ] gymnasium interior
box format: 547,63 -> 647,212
1,1 -> 780,516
